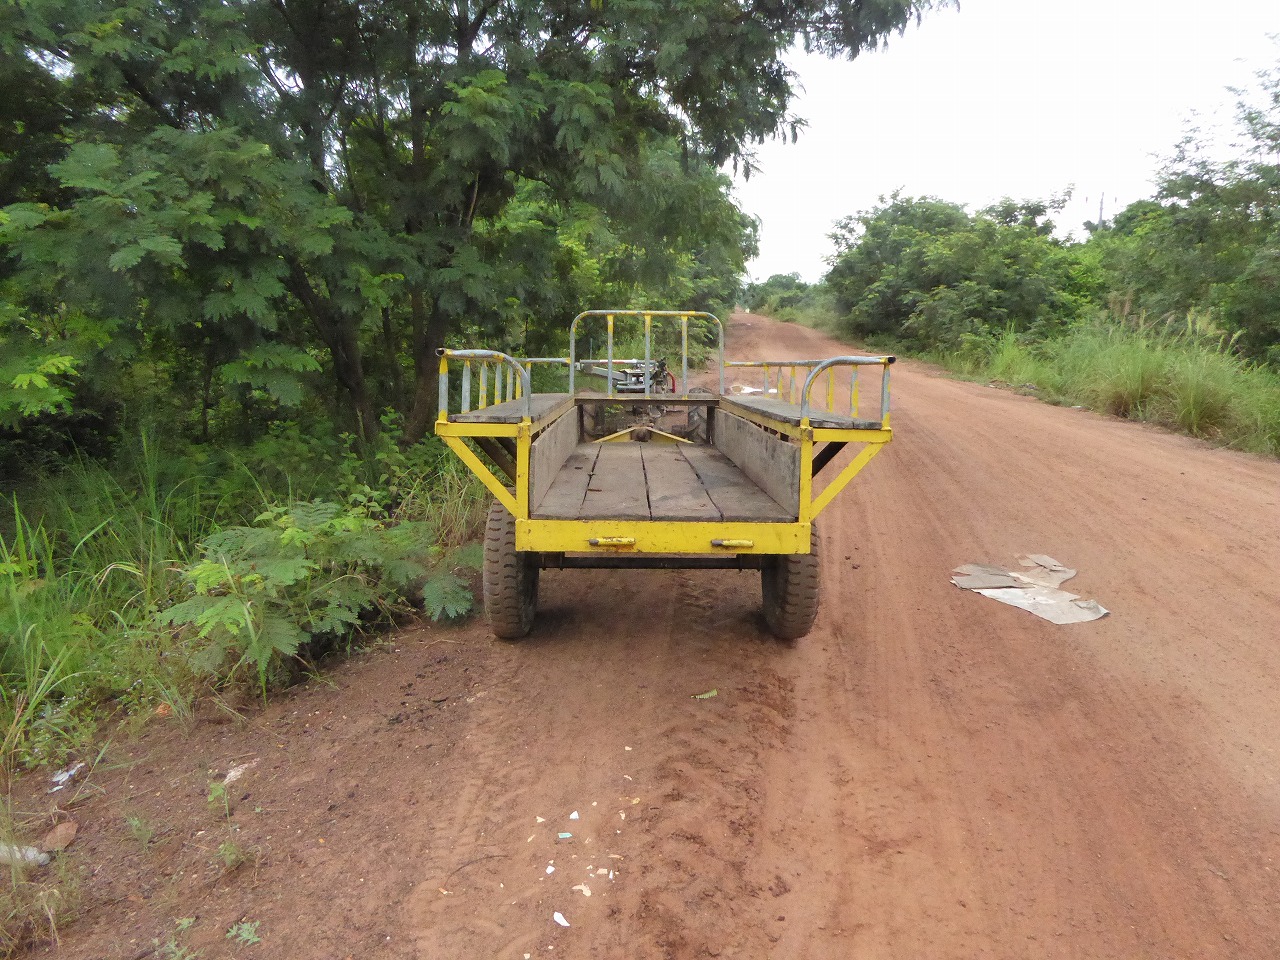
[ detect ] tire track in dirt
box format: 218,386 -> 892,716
403,567 -> 796,958
403,314 -> 1280,959
733,314 -> 1280,959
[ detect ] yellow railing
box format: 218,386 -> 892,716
725,355 -> 894,424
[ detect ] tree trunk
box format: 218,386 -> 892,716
286,260 -> 378,441
403,289 -> 448,444
400,36 -> 442,447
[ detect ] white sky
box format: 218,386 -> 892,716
733,0 -> 1280,283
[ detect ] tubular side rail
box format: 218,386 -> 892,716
727,356 -> 894,424
568,310 -> 725,397
801,356 -> 895,425
436,348 -> 534,422
726,357 -> 849,407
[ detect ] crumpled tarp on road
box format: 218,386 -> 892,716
951,555 -> 1109,625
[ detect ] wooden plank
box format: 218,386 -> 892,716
640,445 -> 721,521
712,411 -> 800,516
579,443 -> 651,520
681,447 -> 793,521
533,444 -> 600,519
720,396 -> 881,431
452,393 -> 572,425
530,409 -> 580,511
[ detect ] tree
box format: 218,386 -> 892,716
2,0 -> 946,445
1082,57 -> 1280,360
825,193 -> 970,337
825,194 -> 1099,351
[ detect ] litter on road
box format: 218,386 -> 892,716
552,912 -> 570,927
692,689 -> 718,699
952,555 -> 1108,624
48,761 -> 86,793
0,844 -> 50,867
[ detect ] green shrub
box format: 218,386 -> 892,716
157,499 -> 474,689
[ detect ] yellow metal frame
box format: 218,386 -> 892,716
514,519 -> 811,554
435,355 -> 891,557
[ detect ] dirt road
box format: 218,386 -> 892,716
48,313 -> 1280,959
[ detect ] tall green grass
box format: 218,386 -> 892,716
1,437 -> 225,764
940,320 -> 1280,456
0,425 -> 490,770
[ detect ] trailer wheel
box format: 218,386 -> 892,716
761,524 -> 820,640
483,500 -> 539,639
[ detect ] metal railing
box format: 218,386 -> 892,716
436,349 -> 534,420
568,310 -> 724,397
726,356 -> 895,424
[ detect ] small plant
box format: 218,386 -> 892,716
0,840 -> 79,956
125,814 -> 155,849
206,781 -> 230,821
215,840 -> 250,873
225,919 -> 261,946
153,937 -> 201,960
158,500 -> 471,690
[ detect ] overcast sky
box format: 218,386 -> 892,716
733,0 -> 1280,283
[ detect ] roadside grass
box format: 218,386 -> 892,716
0,425 -> 488,765
929,322 -> 1280,456
763,302 -> 842,332
748,291 -> 842,334
0,842 -> 78,957
0,423 -> 490,952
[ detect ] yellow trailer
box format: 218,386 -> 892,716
435,310 -> 893,639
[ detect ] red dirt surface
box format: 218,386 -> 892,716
16,313 -> 1280,959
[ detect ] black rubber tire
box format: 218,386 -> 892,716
761,524 -> 820,640
483,500 -> 539,639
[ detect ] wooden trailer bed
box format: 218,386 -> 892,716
532,442 -> 792,522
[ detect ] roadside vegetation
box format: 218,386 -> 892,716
747,57 -> 1280,456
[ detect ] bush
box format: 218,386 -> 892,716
158,500 -> 474,689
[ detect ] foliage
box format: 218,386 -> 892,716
744,273 -> 839,328
814,59 -> 1280,456
1,0 -> 942,447
1082,58 -> 1280,364
0,422 -> 485,768
930,317 -> 1280,456
825,193 -> 1099,352
226,920 -> 261,946
0,839 -> 78,958
157,499 -> 463,688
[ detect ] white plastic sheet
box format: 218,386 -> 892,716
952,556 -> 1108,624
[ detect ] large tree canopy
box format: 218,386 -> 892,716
1,0 -> 944,443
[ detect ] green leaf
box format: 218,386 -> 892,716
107,244 -> 146,271
420,571 -> 473,621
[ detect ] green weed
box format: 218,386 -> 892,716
207,781 -> 230,821
125,814 -> 156,849
0,818 -> 78,957
225,919 -> 261,945
215,840 -> 252,873
159,499 -> 470,690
